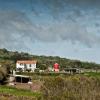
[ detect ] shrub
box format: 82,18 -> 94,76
41,76 -> 100,100
0,67 -> 7,84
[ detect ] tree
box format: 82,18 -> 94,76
0,67 -> 7,84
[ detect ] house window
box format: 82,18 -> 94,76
24,64 -> 27,70
30,64 -> 31,67
24,64 -> 27,67
20,63 -> 23,66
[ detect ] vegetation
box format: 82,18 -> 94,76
0,86 -> 41,100
0,73 -> 100,99
1,48 -> 100,100
40,75 -> 100,100
0,48 -> 100,71
84,72 -> 100,77
0,48 -> 100,83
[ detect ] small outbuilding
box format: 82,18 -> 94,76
53,63 -> 59,72
9,75 -> 32,85
64,68 -> 81,74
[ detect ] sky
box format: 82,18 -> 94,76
0,0 -> 100,63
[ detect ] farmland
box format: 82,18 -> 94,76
0,86 -> 41,100
0,72 -> 100,100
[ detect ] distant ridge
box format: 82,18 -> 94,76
0,48 -> 100,70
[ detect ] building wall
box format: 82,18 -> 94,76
16,63 -> 25,70
16,63 -> 36,72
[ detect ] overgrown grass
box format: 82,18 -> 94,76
40,75 -> 100,100
1,73 -> 100,100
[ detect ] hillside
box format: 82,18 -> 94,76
0,48 -> 100,70
0,49 -> 100,69
0,48 -> 100,84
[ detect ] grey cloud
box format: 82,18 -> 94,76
30,0 -> 100,16
46,22 -> 100,47
0,0 -> 100,50
28,20 -> 100,48
0,10 -> 35,50
0,9 -> 100,50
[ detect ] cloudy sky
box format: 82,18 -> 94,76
0,0 -> 100,63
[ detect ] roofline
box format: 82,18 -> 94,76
16,60 -> 37,64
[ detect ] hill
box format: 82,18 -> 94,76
0,48 -> 100,71
0,48 -> 100,84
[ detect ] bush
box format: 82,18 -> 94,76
41,76 -> 100,100
0,67 -> 7,84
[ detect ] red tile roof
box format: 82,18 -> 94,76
17,60 -> 37,64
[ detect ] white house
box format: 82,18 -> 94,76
16,60 -> 37,72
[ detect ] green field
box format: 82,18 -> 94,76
84,72 -> 100,77
1,74 -> 100,100
0,85 -> 41,100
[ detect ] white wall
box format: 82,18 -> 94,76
16,63 -> 36,72
16,63 -> 24,69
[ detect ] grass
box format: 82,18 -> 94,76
1,72 -> 100,100
0,85 -> 41,97
84,72 -> 100,77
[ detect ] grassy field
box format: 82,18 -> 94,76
1,72 -> 100,100
0,85 -> 41,100
40,75 -> 100,100
84,72 -> 100,77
